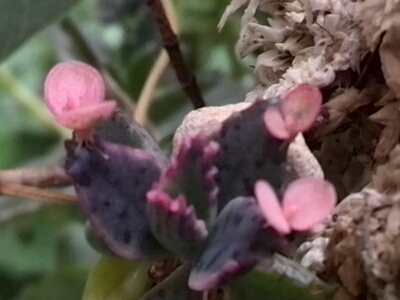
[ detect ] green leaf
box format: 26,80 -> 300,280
0,205 -> 80,276
0,0 -> 81,61
230,256 -> 336,300
15,267 -> 88,300
82,256 -> 152,300
56,223 -> 100,268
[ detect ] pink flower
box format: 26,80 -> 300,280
264,85 -> 322,140
254,177 -> 337,234
44,61 -> 116,131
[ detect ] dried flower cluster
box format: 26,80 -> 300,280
219,0 -> 365,99
219,0 -> 400,299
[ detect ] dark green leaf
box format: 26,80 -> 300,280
230,256 -> 336,300
15,267 -> 88,300
83,256 -> 152,300
0,0 -> 81,61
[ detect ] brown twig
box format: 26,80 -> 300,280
135,0 -> 180,125
0,165 -> 72,188
135,50 -> 169,125
0,182 -> 76,204
145,0 -> 206,109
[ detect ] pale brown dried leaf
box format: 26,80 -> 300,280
380,27 -> 400,100
315,88 -> 360,136
324,188 -> 400,299
354,0 -> 386,51
372,145 -> 400,194
316,124 -> 377,198
369,101 -> 400,158
355,0 -> 400,51
315,85 -> 386,137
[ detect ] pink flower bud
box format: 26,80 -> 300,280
254,177 -> 337,234
44,61 -> 116,130
264,85 -> 322,140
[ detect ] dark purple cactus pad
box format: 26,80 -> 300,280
212,99 -> 287,210
150,135 -> 219,223
188,196 -> 284,291
95,110 -> 168,164
146,191 -> 208,259
84,222 -> 116,256
65,138 -> 165,260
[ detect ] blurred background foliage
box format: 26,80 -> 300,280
0,0 -> 255,299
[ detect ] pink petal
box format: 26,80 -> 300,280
263,106 -> 291,140
254,180 -> 290,234
54,101 -> 116,130
44,61 -> 106,116
281,85 -> 322,134
281,177 -> 337,232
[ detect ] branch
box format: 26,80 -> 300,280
0,182 -> 76,204
145,0 -> 206,109
135,50 -> 169,125
0,165 -> 72,187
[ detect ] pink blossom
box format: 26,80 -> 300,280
264,85 -> 322,140
254,177 -> 337,234
44,61 -> 116,131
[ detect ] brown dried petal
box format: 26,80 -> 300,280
372,145 -> 400,194
369,102 -> 400,158
380,27 -> 400,100
355,0 -> 400,51
315,88 -> 360,136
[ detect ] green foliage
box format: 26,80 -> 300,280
0,205 -> 98,299
0,0 -> 252,298
230,268 -> 329,300
82,256 -> 152,300
15,268 -> 88,300
0,0 -> 81,62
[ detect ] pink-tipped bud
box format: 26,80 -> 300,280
44,60 -> 116,130
264,85 -> 322,140
254,177 -> 337,234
